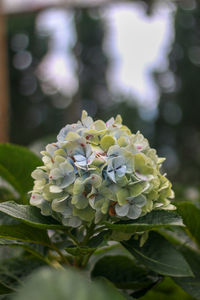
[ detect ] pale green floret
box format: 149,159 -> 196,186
30,110 -> 175,227
81,110 -> 93,128
49,160 -> 76,189
72,174 -> 102,210
30,193 -> 52,216
57,123 -> 83,143
31,169 -> 48,193
100,135 -> 115,151
52,195 -> 71,214
51,195 -> 82,227
89,183 -> 114,216
131,131 -> 149,152
128,180 -> 150,197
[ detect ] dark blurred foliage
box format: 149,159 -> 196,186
6,7 -> 143,147
98,98 -> 156,143
74,8 -> 154,140
154,0 -> 200,184
7,13 -> 71,145
6,0 -> 200,188
74,9 -> 110,115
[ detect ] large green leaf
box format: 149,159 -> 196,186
13,267 -> 127,300
105,210 -> 184,233
122,231 -> 193,277
139,277 -> 194,300
0,144 -> 42,203
0,201 -> 65,229
173,247 -> 200,300
177,202 -> 200,246
0,224 -> 50,246
154,227 -> 200,299
91,255 -> 160,290
0,212 -> 18,225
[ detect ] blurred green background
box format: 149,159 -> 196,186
2,0 -> 200,199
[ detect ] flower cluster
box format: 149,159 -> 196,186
30,111 -> 175,227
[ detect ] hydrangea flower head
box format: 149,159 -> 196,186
30,111 -> 175,227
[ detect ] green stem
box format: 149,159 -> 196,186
67,230 -> 80,246
50,244 -> 70,266
72,222 -> 96,268
80,251 -> 94,268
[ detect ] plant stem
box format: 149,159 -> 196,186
71,222 -> 96,268
50,244 -> 70,266
80,251 -> 94,268
67,230 -> 80,246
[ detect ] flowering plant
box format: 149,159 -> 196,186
30,111 -> 175,228
0,115 -> 197,300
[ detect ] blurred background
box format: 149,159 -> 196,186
0,0 -> 200,199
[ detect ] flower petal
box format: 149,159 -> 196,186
127,205 -> 141,219
115,203 -> 129,217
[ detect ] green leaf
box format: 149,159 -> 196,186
0,144 -> 42,203
0,239 -> 48,262
96,277 -> 136,300
138,277 -> 195,300
0,256 -> 44,293
13,267 -> 127,300
177,202 -> 200,246
0,223 -> 50,246
88,230 -> 111,248
122,231 -> 193,277
0,212 -> 18,225
173,247 -> 200,300
65,246 -> 95,256
0,201 -> 65,229
105,210 -> 184,233
92,255 -> 160,289
154,227 -> 200,299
